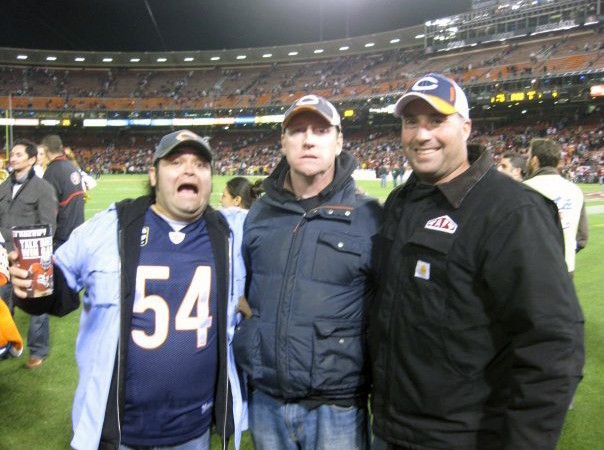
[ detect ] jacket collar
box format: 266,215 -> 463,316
435,149 -> 494,209
263,150 -> 358,204
10,167 -> 35,185
525,166 -> 559,179
403,149 -> 494,209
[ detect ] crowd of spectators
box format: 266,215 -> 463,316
1,28 -> 602,113
0,26 -> 602,184
29,117 -> 600,186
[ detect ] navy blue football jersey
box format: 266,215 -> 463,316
121,209 -> 218,447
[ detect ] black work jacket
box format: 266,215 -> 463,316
370,151 -> 584,450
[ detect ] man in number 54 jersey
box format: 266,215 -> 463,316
10,130 -> 248,450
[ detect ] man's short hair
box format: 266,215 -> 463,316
40,134 -> 64,155
13,139 -> 38,159
530,138 -> 561,168
502,152 -> 527,173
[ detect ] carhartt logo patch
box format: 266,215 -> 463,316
425,215 -> 457,234
414,260 -> 430,280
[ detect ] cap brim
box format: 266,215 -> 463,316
393,93 -> 458,118
282,106 -> 337,129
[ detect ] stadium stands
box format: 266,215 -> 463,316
0,5 -> 602,183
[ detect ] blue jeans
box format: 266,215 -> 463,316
249,389 -> 369,450
0,283 -> 49,358
28,313 -> 49,358
118,429 -> 210,450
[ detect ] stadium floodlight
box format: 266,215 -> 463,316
210,56 -> 221,61
17,55 -> 28,60
183,57 -> 194,62
157,57 -> 167,62
102,58 -> 113,62
390,38 -> 400,44
339,46 -> 349,51
364,42 -> 375,48
46,56 -> 57,61
236,55 -> 247,60
130,58 -> 141,62
74,57 -> 86,62
288,51 -> 299,56
314,49 -> 324,54
262,53 -> 272,58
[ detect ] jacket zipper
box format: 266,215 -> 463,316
221,232 -> 232,450
275,213 -> 307,392
116,227 -> 124,447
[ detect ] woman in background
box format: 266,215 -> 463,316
220,176 -> 264,320
220,177 -> 263,210
33,145 -> 48,177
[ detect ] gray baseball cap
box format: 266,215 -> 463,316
282,95 -> 341,129
153,130 -> 212,164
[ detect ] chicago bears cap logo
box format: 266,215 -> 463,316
282,94 -> 341,129
394,73 -> 470,119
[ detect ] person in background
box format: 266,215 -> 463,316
370,73 -> 584,450
39,135 -> 85,249
391,162 -> 401,187
9,130 -> 248,450
220,176 -> 264,325
34,145 -> 48,177
234,95 -> 382,450
0,159 -> 7,182
0,139 -> 57,369
64,147 -> 98,193
497,151 -> 527,181
220,177 -> 264,210
524,138 -> 588,278
378,161 -> 389,188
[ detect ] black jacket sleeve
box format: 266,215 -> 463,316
14,264 -> 80,317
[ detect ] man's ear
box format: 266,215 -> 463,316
280,133 -> 287,155
148,166 -> 157,188
462,118 -> 472,141
335,130 -> 343,156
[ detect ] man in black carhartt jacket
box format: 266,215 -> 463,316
370,73 -> 583,450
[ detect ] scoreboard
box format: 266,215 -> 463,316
490,90 -> 562,104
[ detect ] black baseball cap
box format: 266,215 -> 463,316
153,130 -> 212,164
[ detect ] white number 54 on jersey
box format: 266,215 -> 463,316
132,265 -> 213,350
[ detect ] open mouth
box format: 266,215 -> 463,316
177,183 -> 199,194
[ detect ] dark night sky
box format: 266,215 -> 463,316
1,0 -> 472,52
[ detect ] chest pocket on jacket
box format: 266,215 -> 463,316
312,232 -> 364,285
403,229 -> 455,324
83,258 -> 120,308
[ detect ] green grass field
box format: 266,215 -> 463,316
0,175 -> 602,449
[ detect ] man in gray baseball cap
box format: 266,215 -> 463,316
281,94 -> 342,130
233,95 -> 382,449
